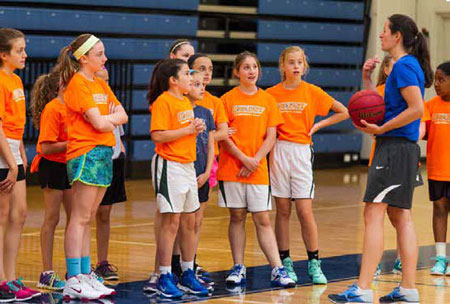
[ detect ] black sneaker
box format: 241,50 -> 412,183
0,283 -> 15,303
94,261 -> 119,280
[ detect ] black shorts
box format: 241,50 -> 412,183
38,158 -> 71,190
198,180 -> 210,203
428,179 -> 450,202
364,137 -> 422,209
0,164 -> 26,182
101,153 -> 127,205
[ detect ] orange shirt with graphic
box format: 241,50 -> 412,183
37,98 -> 68,163
218,87 -> 284,185
425,96 -> 450,181
368,85 -> 386,166
266,81 -> 334,144
150,91 -> 196,163
196,91 -> 228,156
64,73 -> 120,161
0,69 -> 26,140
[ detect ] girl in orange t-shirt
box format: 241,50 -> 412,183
29,65 -> 72,291
57,34 -> 128,301
0,28 -> 41,300
218,52 -> 294,288
148,59 -> 208,298
426,61 -> 450,275
266,46 -> 348,284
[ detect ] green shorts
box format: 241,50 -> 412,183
67,146 -> 113,187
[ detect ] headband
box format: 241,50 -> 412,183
170,41 -> 190,54
73,35 -> 100,60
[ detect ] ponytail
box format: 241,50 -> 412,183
413,32 -> 433,88
147,59 -> 187,105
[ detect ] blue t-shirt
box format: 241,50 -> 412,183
379,55 -> 425,141
194,105 -> 216,176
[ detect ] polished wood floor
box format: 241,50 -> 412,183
19,165 -> 450,303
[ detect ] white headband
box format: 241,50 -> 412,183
73,35 -> 100,60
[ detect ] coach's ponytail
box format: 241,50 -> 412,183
388,14 -> 433,88
147,59 -> 187,105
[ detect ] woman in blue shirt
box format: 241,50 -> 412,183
329,14 -> 433,304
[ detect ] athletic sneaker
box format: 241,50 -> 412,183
143,273 -> 158,293
157,273 -> 183,298
197,275 -> 214,292
11,278 -> 41,298
270,266 -> 296,288
281,257 -> 298,283
178,269 -> 208,296
379,286 -> 419,303
328,283 -> 374,303
37,271 -> 66,291
0,282 -> 15,303
308,259 -> 327,284
392,258 -> 402,274
374,264 -> 382,277
82,272 -> 116,296
430,255 -> 447,275
194,264 -> 211,278
94,261 -> 119,280
63,275 -> 104,301
197,273 -> 214,285
225,264 -> 246,285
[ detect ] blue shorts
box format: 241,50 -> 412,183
67,146 -> 113,187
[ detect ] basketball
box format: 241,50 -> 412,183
348,90 -> 385,127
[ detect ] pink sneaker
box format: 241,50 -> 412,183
12,278 -> 41,298
3,280 -> 32,301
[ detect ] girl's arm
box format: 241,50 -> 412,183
0,123 -> 18,192
197,132 -> 215,188
362,57 -> 381,92
418,121 -> 427,140
41,141 -> 67,155
104,104 -> 128,126
213,122 -> 229,141
84,107 -> 116,132
151,118 -> 204,144
309,100 -> 349,136
357,86 -> 424,134
19,140 -> 27,172
221,138 -> 259,172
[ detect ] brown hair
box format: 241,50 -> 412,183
57,34 -> 94,87
278,46 -> 309,81
30,65 -> 61,129
376,54 -> 393,86
0,28 -> 25,66
232,51 -> 261,79
169,39 -> 192,55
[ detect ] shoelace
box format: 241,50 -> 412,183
6,282 -> 18,292
229,266 -> 243,276
99,262 -> 118,272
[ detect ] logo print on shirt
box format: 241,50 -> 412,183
278,102 -> 308,113
93,93 -> 108,104
12,89 -> 25,103
232,105 -> 265,117
177,110 -> 195,124
432,113 -> 450,125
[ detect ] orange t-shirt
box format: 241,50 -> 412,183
266,81 -> 334,144
150,91 -> 196,163
64,73 -> 120,161
425,96 -> 450,181
37,98 -> 68,163
0,69 -> 26,140
196,91 -> 228,156
368,85 -> 386,166
218,87 -> 284,185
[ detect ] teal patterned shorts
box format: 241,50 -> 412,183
67,146 -> 113,187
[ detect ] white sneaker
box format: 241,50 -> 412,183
63,275 -> 104,301
82,272 -> 116,297
226,264 -> 246,285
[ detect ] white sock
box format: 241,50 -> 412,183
436,242 -> 446,257
159,266 -> 171,275
181,260 -> 194,272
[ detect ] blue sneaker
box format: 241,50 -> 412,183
178,269 -> 208,296
271,266 -> 296,288
374,264 -> 382,277
431,256 -> 447,275
328,283 -> 373,303
226,264 -> 246,285
37,271 -> 65,291
392,258 -> 402,274
379,286 -> 419,303
157,273 -> 183,298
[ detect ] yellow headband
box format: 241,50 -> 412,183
73,35 -> 100,60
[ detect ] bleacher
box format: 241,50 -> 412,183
2,0 -> 369,177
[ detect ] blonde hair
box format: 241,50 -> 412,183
376,54 -> 393,86
279,46 -> 309,81
232,51 -> 261,79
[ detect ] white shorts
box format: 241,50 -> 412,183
218,181 -> 271,212
0,138 -> 23,169
269,140 -> 315,199
151,154 -> 200,214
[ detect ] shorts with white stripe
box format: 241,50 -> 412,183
151,154 -> 200,213
363,137 -> 423,209
218,181 -> 271,212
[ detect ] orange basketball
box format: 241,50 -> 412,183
348,90 -> 385,127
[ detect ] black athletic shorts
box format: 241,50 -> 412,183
0,164 -> 26,182
38,157 -> 71,190
198,179 -> 210,203
364,137 -> 422,209
101,152 -> 127,205
428,179 -> 450,202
